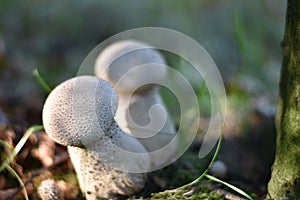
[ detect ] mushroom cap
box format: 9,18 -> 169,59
42,76 -> 118,147
95,40 -> 168,94
38,179 -> 63,200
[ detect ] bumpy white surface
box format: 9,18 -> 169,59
43,76 -> 117,147
68,121 -> 149,199
38,179 -> 63,200
42,76 -> 150,199
95,40 -> 178,169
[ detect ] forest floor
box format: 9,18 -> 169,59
0,94 -> 275,199
0,1 -> 284,199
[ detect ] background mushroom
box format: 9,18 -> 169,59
42,76 -> 151,199
94,40 -> 178,169
38,179 -> 63,200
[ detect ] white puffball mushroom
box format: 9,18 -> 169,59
42,76 -> 151,199
95,40 -> 178,169
42,76 -> 119,147
209,160 -> 228,179
38,179 -> 63,200
95,40 -> 167,94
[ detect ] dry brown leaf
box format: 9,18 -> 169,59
31,132 -> 55,167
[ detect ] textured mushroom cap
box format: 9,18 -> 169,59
38,179 -> 63,200
42,76 -> 118,147
95,40 -> 167,94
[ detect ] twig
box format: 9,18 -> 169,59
212,188 -> 246,200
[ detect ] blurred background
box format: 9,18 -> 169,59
0,0 -> 286,198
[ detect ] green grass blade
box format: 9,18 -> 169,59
205,174 -> 253,200
6,165 -> 29,200
0,125 -> 44,172
0,139 -> 13,150
176,136 -> 223,191
33,69 -> 52,93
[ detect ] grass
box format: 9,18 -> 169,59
5,165 -> 28,200
0,125 -> 44,200
204,174 -> 253,200
33,69 -> 52,93
150,126 -> 254,199
0,125 -> 44,172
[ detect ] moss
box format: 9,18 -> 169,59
150,182 -> 224,200
267,0 -> 300,199
54,171 -> 79,186
150,150 -> 209,188
127,149 -> 217,199
130,149 -> 223,199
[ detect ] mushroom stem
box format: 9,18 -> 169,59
94,40 -> 178,169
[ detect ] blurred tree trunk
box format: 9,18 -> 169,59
267,0 -> 300,199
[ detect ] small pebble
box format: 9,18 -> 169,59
209,160 -> 227,179
38,179 -> 63,200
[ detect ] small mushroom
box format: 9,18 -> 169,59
42,76 -> 150,199
38,179 -> 63,200
95,40 -> 178,168
209,160 -> 227,179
